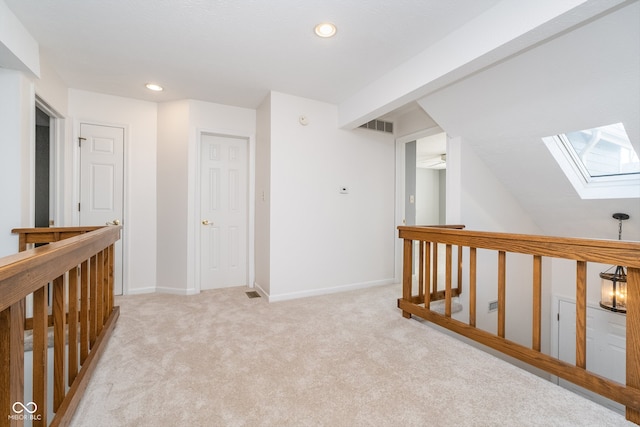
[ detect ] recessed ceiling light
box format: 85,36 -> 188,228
145,83 -> 163,91
314,22 -> 337,38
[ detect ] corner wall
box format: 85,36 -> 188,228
0,69 -> 31,256
156,100 -> 190,294
267,92 -> 396,300
186,99 -> 256,294
156,99 -> 256,295
255,94 -> 272,295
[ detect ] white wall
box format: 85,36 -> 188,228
393,107 -> 438,139
447,137 -> 549,351
157,100 -> 190,294
68,89 -> 158,294
255,94 -> 272,295
156,99 -> 255,295
33,57 -> 70,227
266,92 -> 396,300
0,18 -> 69,256
415,168 -> 440,225
0,69 -> 31,256
187,99 -> 256,294
0,0 -> 39,77
34,57 -> 68,115
551,259 -> 609,307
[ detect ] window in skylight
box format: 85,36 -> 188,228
561,123 -> 639,178
543,123 -> 640,199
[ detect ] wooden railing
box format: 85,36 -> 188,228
1,226 -> 121,427
397,225 -> 640,423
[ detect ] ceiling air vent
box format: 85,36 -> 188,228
359,119 -> 393,134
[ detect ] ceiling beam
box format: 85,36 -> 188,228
337,0 -> 629,130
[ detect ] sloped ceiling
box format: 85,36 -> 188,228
2,0 -> 499,108
418,1 -> 640,240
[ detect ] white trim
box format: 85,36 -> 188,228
25,84 -> 36,227
125,287 -> 156,295
264,279 -> 396,303
34,96 -> 65,227
394,125 -> 444,283
395,126 -> 443,145
253,282 -> 268,298
394,138 -> 406,284
549,294 -> 562,384
155,287 -> 200,296
543,136 -> 640,199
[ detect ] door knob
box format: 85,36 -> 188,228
106,219 -> 120,225
202,220 -> 213,225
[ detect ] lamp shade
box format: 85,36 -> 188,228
599,265 -> 627,313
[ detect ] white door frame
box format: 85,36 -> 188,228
34,96 -> 64,227
74,119 -> 129,295
394,126 -> 443,284
192,128 -> 255,294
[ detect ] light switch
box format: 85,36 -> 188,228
409,195 -> 415,203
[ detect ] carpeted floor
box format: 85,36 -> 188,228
70,284 -> 633,426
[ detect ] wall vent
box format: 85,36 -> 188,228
359,119 -> 393,134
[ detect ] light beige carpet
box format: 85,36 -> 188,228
70,284 -> 633,426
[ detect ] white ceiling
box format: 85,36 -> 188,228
3,0 -> 499,109
3,0 -> 638,240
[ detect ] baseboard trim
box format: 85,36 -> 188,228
125,280 -> 395,300
265,279 -> 395,303
155,287 -> 199,296
253,282 -> 268,299
125,287 -> 156,295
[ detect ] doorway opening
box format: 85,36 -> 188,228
34,97 -> 65,229
402,131 -> 447,226
35,106 -> 52,228
395,128 -> 448,286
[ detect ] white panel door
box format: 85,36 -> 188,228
200,134 -> 248,289
557,299 -> 625,413
79,123 -> 124,295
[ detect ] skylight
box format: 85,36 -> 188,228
543,123 -> 640,199
562,123 -> 639,178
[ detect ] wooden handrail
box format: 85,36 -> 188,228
0,227 -> 120,312
398,226 -> 640,267
1,226 -> 121,427
398,225 -> 640,424
12,226 -> 103,253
